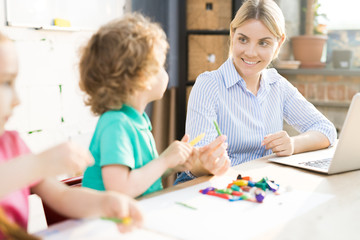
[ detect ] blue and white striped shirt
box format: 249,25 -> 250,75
186,57 -> 337,166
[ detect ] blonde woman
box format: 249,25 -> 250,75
176,0 -> 336,184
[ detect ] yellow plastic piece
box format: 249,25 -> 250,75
54,18 -> 71,27
101,216 -> 132,225
189,133 -> 205,146
233,180 -> 249,187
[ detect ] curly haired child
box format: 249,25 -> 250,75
80,13 -> 230,198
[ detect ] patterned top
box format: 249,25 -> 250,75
185,57 -> 336,166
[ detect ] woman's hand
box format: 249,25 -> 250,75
192,135 -> 230,176
262,130 -> 294,156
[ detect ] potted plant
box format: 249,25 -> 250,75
291,0 -> 327,68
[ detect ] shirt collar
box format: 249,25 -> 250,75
220,58 -> 243,89
121,104 -> 152,131
261,68 -> 281,85
220,57 -> 281,90
257,68 -> 282,103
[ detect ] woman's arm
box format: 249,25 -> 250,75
292,130 -> 330,153
262,130 -> 330,156
262,77 -> 336,156
283,79 -> 337,146
184,73 -> 230,178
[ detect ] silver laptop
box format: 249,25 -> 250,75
269,93 -> 360,174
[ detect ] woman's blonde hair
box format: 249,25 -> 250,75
229,0 -> 286,56
79,13 -> 168,115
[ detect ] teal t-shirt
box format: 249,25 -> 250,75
82,104 -> 162,196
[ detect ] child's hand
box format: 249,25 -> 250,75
100,191 -> 143,233
159,134 -> 192,169
170,146 -> 199,172
197,135 -> 230,176
37,142 -> 94,177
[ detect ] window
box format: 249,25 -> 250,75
319,0 -> 360,30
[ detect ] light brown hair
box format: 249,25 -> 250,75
79,13 -> 168,115
229,0 -> 286,57
0,207 -> 40,240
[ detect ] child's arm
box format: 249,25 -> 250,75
0,142 -> 93,198
102,139 -> 193,198
0,154 -> 40,198
31,178 -> 143,232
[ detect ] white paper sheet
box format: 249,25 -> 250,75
35,219 -> 122,240
139,176 -> 334,240
34,175 -> 334,240
35,218 -> 178,240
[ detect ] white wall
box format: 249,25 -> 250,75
0,0 -> 126,153
277,0 -> 301,60
5,0 -> 124,30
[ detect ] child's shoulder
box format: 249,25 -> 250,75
100,110 -> 131,125
96,109 -> 142,140
98,106 -> 149,134
99,108 -> 141,129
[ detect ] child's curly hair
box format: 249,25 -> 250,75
79,13 -> 168,115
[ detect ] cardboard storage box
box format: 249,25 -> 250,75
187,0 -> 232,30
188,34 -> 229,80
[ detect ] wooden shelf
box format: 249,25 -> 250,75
6,23 -> 94,32
277,67 -> 360,76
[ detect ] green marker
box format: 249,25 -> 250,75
175,201 -> 197,210
213,120 -> 222,136
101,216 -> 132,225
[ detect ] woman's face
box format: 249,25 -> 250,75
0,41 -> 19,135
231,19 -> 283,82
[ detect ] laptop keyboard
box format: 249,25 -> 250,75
299,158 -> 332,169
